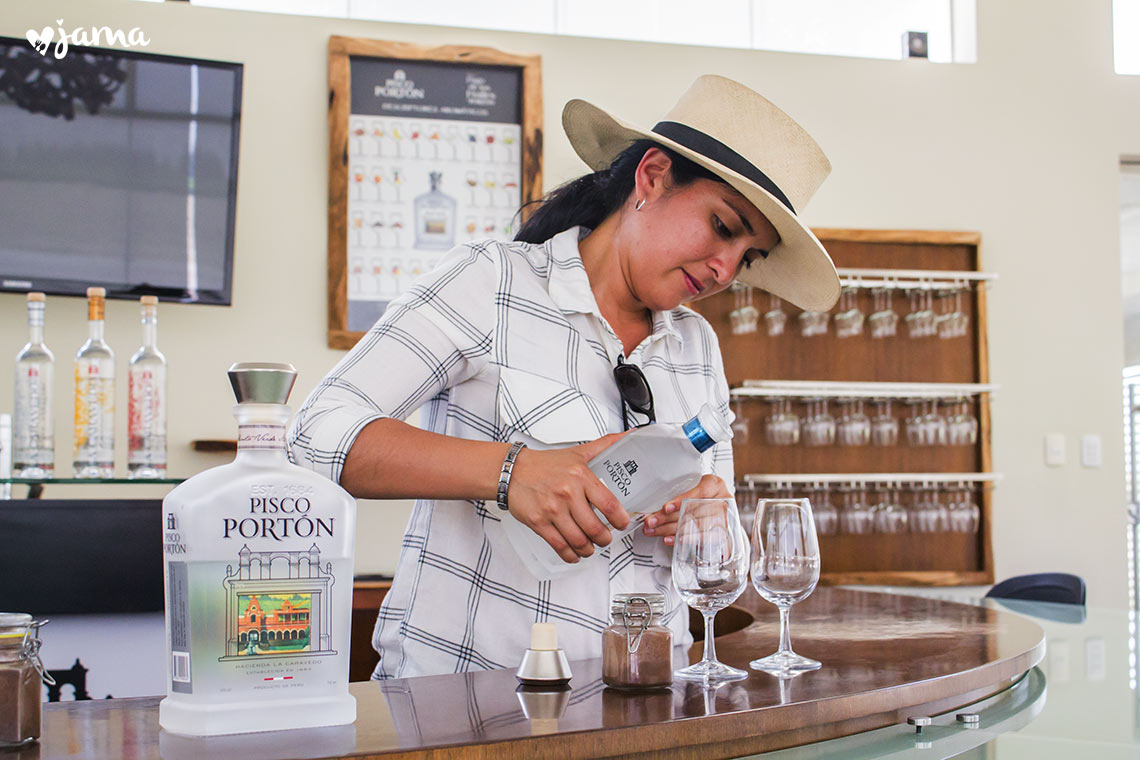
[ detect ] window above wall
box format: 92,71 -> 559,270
1116,0 -> 1140,75
163,0 -> 977,63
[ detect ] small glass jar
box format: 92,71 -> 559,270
602,593 -> 672,690
0,613 -> 52,747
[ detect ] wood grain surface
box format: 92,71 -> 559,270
25,588 -> 1043,760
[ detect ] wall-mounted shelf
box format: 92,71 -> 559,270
742,472 -> 1002,486
734,380 -> 997,400
836,267 -> 998,291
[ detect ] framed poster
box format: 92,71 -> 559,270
327,36 -> 543,349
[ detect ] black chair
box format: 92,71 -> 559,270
986,572 -> 1086,605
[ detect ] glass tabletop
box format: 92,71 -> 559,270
749,590 -> 1140,758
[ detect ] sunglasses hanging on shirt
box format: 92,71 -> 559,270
614,357 -> 656,431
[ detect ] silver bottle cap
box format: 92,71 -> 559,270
227,362 -> 297,404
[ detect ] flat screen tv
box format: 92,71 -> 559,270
0,37 -> 242,304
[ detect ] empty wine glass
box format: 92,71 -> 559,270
905,288 -> 936,338
869,287 -> 899,339
937,283 -> 970,339
803,399 -> 836,447
765,398 -> 800,446
946,398 -> 979,446
836,399 -> 871,446
871,399 -> 899,446
798,309 -> 829,337
838,486 -> 874,535
673,498 -> 751,683
833,286 -> 864,338
872,486 -> 908,534
730,397 -> 750,445
947,484 -> 981,533
729,283 -> 760,335
750,499 -> 821,673
806,485 -> 838,536
765,293 -> 787,336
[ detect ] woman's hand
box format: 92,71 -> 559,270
506,433 -> 632,564
642,474 -> 733,546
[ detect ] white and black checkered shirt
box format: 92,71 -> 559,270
288,227 -> 735,678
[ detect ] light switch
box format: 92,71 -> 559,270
1050,639 -> 1071,682
1085,637 -> 1106,681
1045,433 -> 1066,467
1081,435 -> 1103,468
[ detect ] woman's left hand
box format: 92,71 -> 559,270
642,474 -> 733,545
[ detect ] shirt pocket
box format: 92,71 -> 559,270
497,365 -> 620,447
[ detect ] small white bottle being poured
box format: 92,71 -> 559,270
501,403 -> 732,579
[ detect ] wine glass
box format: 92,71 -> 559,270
672,497 -> 751,683
749,498 -> 821,673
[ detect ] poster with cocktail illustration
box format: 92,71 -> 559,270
327,38 -> 543,347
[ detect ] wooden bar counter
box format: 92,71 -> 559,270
15,588 -> 1044,760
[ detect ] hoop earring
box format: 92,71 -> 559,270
634,198 -> 645,211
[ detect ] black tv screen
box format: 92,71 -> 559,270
0,37 -> 242,304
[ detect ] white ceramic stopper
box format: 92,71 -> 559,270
530,622 -> 558,651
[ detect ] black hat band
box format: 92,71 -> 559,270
652,121 -> 796,215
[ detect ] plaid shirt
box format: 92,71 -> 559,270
288,227 -> 735,678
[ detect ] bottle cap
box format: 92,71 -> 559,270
140,296 -> 158,306
682,403 -> 733,454
86,287 -> 106,298
26,292 -> 45,303
227,362 -> 298,405
530,622 -> 558,651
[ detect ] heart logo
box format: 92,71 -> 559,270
26,27 -> 53,55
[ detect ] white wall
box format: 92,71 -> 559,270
1,0 -> 1135,605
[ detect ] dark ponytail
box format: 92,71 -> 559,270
514,139 -> 724,244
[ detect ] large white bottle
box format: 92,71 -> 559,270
160,363 -> 357,736
502,403 -> 731,579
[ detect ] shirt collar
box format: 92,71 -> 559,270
546,226 -> 684,347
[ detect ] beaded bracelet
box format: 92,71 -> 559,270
496,441 -> 527,511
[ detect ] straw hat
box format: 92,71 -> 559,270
562,74 -> 840,311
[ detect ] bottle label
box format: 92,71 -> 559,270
164,503 -> 349,698
128,367 -> 166,463
594,456 -> 640,500
74,361 -> 114,455
167,561 -> 193,693
237,425 -> 286,451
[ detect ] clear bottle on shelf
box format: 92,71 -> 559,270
128,296 -> 167,479
159,362 -> 357,736
501,403 -> 731,579
73,287 -> 115,479
13,292 -> 54,478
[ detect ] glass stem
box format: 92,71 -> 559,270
702,611 -> 717,665
777,605 -> 793,655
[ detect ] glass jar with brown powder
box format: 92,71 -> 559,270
0,613 -> 52,747
602,593 -> 673,690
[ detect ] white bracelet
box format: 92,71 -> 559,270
496,441 -> 526,511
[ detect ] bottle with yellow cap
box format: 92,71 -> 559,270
128,296 -> 166,479
73,287 -> 115,478
13,292 -> 54,478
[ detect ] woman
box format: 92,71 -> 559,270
288,74 -> 840,679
